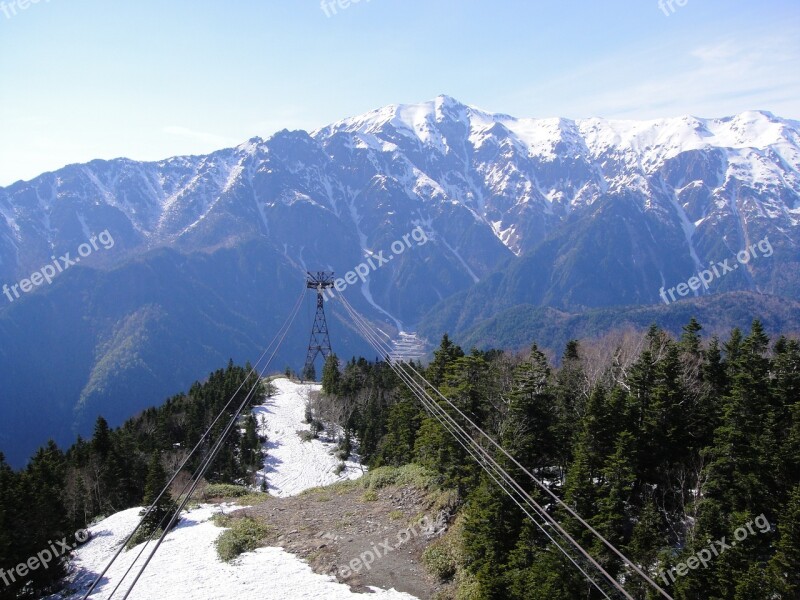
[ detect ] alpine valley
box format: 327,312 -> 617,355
1,95 -> 799,465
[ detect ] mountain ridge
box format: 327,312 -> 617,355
2,97 -> 798,267
1,95 -> 798,466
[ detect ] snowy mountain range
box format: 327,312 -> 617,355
1,95 -> 799,465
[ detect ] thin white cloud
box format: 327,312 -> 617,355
690,41 -> 739,63
512,31 -> 800,120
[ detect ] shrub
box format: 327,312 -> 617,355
211,513 -> 234,527
423,537 -> 457,581
454,571 -> 482,599
297,430 -> 316,442
363,464 -> 438,491
126,525 -> 164,550
202,483 -> 251,500
214,516 -> 270,562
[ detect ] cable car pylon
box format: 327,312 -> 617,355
303,271 -> 335,380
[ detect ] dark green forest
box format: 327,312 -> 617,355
0,363 -> 266,599
321,319 -> 799,599
1,319 -> 798,599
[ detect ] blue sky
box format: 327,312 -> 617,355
0,0 -> 798,185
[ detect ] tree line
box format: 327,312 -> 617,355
1,319 -> 797,599
0,361 -> 267,599
319,319 -> 799,599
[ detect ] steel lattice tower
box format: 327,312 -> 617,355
303,271 -> 335,380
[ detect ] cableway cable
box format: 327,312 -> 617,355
336,293 -> 673,600
115,286 -> 305,600
336,295 -> 625,599
82,284 -> 306,600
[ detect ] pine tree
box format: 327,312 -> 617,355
734,563 -> 773,600
503,344 -> 556,480
626,497 -> 668,598
322,353 -> 341,395
679,318 -> 715,452
92,416 -> 112,457
140,452 -> 177,537
723,326 -> 744,360
627,338 -> 658,434
563,438 -> 598,549
772,338 -> 800,505
597,431 -> 636,549
694,336 -> 725,449
461,477 -> 517,599
303,363 -> 317,382
413,415 -> 454,476
704,335 -> 728,397
240,414 -> 261,477
375,399 -> 421,466
427,334 -> 464,387
0,453 -> 16,584
769,484 -> 800,596
507,542 -> 592,600
552,340 -> 586,470
705,321 -> 773,515
679,317 -> 704,357
580,385 -> 628,472
17,441 -> 70,591
644,341 -> 689,470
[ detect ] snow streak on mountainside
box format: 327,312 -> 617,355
52,379 -> 417,600
1,96 -> 798,315
318,97 -> 800,252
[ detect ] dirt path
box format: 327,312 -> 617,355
234,481 -> 452,599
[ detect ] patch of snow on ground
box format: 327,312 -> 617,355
254,378 -> 364,497
53,504 -> 416,600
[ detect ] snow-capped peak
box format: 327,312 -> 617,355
314,96 -> 798,164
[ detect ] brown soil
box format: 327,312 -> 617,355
228,483 -> 453,599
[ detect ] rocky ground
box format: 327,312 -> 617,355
227,480 -> 455,599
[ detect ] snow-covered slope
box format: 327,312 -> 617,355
54,505 -> 415,600
255,378 -> 363,497
323,96 -> 799,167
52,379 -> 416,600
